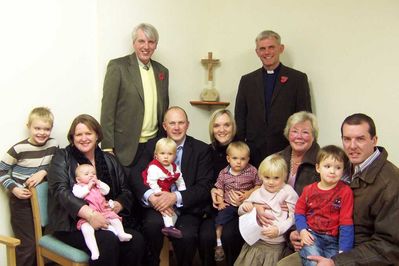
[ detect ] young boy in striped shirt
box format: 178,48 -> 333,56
0,107 -> 58,266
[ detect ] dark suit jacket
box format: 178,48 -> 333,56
131,135 -> 214,216
235,63 -> 312,167
100,53 -> 169,166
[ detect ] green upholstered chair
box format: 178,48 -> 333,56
30,182 -> 89,266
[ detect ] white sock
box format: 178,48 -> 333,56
216,238 -> 222,247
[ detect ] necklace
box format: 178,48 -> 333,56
290,152 -> 302,176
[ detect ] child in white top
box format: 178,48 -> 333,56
234,154 -> 299,266
73,164 -> 132,260
142,137 -> 186,238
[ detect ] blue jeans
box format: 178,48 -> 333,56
300,231 -> 338,266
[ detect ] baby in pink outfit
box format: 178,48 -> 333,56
73,164 -> 132,260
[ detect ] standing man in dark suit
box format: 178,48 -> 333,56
131,106 -> 214,266
100,23 -> 169,177
235,30 -> 312,167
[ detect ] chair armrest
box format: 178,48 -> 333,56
0,235 -> 20,247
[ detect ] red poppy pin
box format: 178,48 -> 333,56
158,72 -> 165,81
280,76 -> 288,84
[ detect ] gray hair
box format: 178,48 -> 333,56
132,23 -> 159,44
283,111 -> 319,141
255,30 -> 281,44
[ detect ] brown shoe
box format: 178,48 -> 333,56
214,246 -> 225,261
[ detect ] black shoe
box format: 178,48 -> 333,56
161,226 -> 183,238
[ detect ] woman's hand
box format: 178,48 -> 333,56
241,202 -> 254,213
89,211 -> 109,230
280,201 -> 289,212
289,230 -> 303,251
227,190 -> 245,206
262,225 -> 279,239
254,203 -> 274,226
211,188 -> 224,208
216,201 -> 228,211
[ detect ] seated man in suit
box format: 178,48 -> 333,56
131,106 -> 214,266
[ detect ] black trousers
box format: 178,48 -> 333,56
142,208 -> 202,266
54,228 -> 145,266
198,216 -> 244,266
9,196 -> 36,266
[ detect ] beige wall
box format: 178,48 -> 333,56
1,0 -> 398,262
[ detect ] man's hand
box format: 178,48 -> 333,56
254,203 -> 274,226
161,207 -> 175,217
290,230 -> 303,251
149,191 -> 177,212
11,187 -> 32,199
307,255 -> 335,266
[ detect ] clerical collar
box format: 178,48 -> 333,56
264,63 -> 281,75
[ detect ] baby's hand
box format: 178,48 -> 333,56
262,225 -> 279,238
88,180 -> 96,189
241,202 -> 254,213
300,229 -> 314,246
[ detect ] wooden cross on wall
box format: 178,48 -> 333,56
201,52 -> 220,82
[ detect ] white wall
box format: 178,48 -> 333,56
96,0 -> 399,161
0,0 -> 98,261
1,0 -> 398,263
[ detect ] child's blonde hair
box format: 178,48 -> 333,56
258,154 -> 288,181
155,138 -> 177,154
226,141 -> 250,157
27,107 -> 54,127
316,145 -> 349,171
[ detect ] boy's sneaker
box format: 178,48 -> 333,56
161,226 -> 183,239
214,246 -> 225,261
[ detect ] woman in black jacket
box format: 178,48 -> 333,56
47,114 -> 144,266
199,109 -> 244,266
